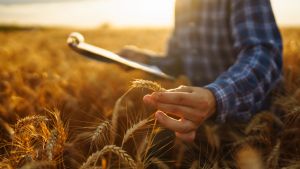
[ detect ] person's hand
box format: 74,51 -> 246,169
143,85 -> 216,142
117,45 -> 156,64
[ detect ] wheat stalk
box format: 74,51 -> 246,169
245,112 -> 283,134
75,121 -> 111,154
45,109 -> 67,162
19,161 -> 56,169
204,124 -> 220,150
149,157 -> 169,169
0,117 -> 14,137
122,118 -> 151,146
111,79 -> 164,145
266,139 -> 281,169
0,160 -> 13,169
110,89 -> 132,145
108,80 -> 165,166
285,162 -> 300,169
189,160 -> 200,169
235,145 -> 264,169
232,135 -> 269,148
80,145 -> 137,169
136,134 -> 149,162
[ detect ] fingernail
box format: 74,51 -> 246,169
143,94 -> 151,101
143,94 -> 150,99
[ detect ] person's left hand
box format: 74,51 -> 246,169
143,85 -> 216,142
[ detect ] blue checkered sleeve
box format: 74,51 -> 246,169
205,0 -> 282,122
150,36 -> 184,77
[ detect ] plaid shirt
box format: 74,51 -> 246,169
150,0 -> 282,122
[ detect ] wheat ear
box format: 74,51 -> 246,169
111,79 -> 164,145
92,121 -> 110,142
0,160 -> 13,169
46,129 -> 58,160
131,79 -> 166,92
14,115 -> 48,133
80,145 -> 137,169
45,109 -> 67,161
245,112 -> 283,134
122,118 -> 151,146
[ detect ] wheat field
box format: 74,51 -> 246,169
0,26 -> 299,169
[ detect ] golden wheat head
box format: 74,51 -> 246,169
80,145 -> 136,169
131,79 -> 166,92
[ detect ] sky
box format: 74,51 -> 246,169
0,0 -> 299,28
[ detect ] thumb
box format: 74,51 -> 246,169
167,85 -> 193,93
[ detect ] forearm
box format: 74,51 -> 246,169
206,44 -> 282,122
204,0 -> 283,123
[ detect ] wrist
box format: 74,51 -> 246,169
205,88 -> 217,116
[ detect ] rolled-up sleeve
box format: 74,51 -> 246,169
205,0 -> 283,122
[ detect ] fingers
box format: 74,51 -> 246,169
154,102 -> 205,123
143,92 -> 208,123
155,111 -> 197,142
145,92 -> 196,108
144,92 -> 208,111
143,86 -> 217,143
155,111 -> 198,133
175,131 -> 196,143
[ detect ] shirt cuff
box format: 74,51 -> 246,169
205,80 -> 236,123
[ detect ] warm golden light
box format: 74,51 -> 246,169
1,0 -> 300,28
0,0 -> 175,28
97,0 -> 176,27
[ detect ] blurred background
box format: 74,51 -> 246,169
0,0 -> 300,28
1,1 -> 300,169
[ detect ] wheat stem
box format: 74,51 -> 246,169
150,157 -> 169,169
110,89 -> 133,145
267,139 -> 281,169
189,160 -> 200,169
19,161 -> 56,169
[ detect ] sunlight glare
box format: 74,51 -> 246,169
0,0 -> 175,28
95,0 -> 176,27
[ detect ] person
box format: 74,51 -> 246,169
119,0 -> 282,143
